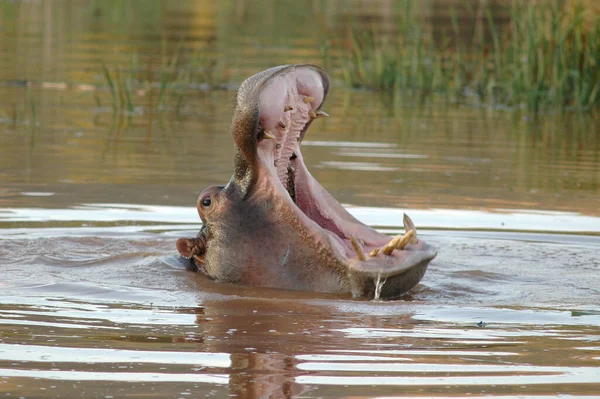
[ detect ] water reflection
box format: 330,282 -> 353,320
0,1 -> 514,84
0,343 -> 230,367
2,297 -> 600,397
1,86 -> 598,214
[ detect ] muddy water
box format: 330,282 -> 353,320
1,1 -> 600,398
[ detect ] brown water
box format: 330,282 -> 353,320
1,1 -> 600,398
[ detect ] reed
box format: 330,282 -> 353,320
28,86 -> 36,124
101,62 -> 118,111
95,1 -> 597,114
337,0 -> 599,112
26,85 -> 38,148
100,44 -> 225,115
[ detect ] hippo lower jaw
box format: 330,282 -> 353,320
178,65 -> 437,299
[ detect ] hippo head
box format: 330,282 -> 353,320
176,65 -> 437,299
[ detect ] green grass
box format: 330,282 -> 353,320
95,1 -> 597,114
100,43 -> 228,115
333,0 -> 599,113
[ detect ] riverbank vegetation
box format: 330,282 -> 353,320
86,0 -> 599,114
99,41 -> 227,114
329,1 -> 599,113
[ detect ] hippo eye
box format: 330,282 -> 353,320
201,197 -> 212,207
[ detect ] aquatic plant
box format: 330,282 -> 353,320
93,0 -> 597,114
100,43 -> 228,115
336,0 -> 599,113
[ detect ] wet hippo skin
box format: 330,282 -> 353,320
176,65 -> 437,299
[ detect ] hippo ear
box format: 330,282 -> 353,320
230,64 -> 329,198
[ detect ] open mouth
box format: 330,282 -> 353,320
251,66 -> 437,290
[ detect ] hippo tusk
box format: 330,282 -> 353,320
403,213 -> 419,244
381,229 -> 416,255
350,236 -> 366,261
369,248 -> 380,257
382,234 -> 404,256
395,229 -> 415,250
316,110 -> 329,117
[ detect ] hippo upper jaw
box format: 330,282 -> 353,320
178,65 -> 437,299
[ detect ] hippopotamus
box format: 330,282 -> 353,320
176,64 -> 437,299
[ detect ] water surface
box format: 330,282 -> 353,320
1,1 -> 599,398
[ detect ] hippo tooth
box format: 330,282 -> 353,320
394,229 -> 415,250
308,110 -> 317,119
263,130 -> 276,139
278,121 -> 286,129
369,248 -> 380,257
284,105 -> 293,111
380,230 -> 416,255
382,234 -> 404,255
350,236 -> 366,261
316,110 -> 329,117
193,255 -> 204,264
403,213 -> 419,244
303,96 -> 314,104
